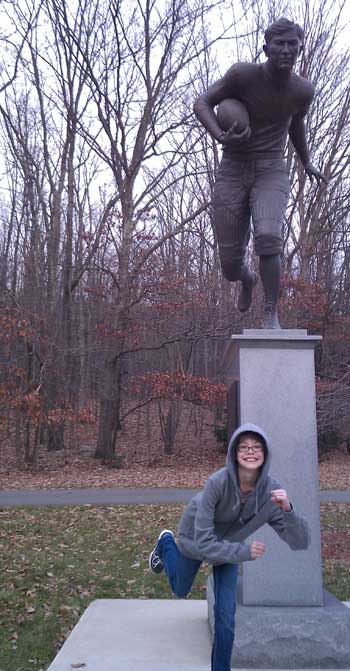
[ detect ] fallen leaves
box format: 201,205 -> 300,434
0,502 -> 349,671
321,530 -> 350,560
319,453 -> 350,490
0,504 -> 192,671
0,403 -> 224,490
0,403 -> 350,490
0,399 -> 349,491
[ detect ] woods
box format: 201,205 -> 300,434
0,0 -> 349,466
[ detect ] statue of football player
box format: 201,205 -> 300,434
194,17 -> 326,328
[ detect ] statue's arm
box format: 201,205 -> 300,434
289,115 -> 327,186
193,71 -> 236,141
288,114 -> 310,166
289,85 -> 327,186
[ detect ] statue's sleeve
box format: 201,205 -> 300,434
193,65 -> 241,139
197,65 -> 241,108
292,81 -> 315,121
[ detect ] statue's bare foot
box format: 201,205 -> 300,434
263,303 -> 281,329
237,271 -> 258,312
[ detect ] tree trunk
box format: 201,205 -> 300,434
95,356 -> 122,459
159,399 -> 182,454
15,413 -> 22,466
47,423 -> 65,451
44,367 -> 66,452
95,398 -> 121,459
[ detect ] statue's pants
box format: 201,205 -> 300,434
213,156 -> 290,281
158,532 -> 239,671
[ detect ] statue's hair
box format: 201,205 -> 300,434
264,17 -> 304,45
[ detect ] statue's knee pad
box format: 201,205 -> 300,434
255,233 -> 283,257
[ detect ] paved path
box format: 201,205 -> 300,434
318,489 -> 350,503
0,487 -> 349,507
0,487 -> 199,507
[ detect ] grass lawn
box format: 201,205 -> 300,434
0,503 -> 349,671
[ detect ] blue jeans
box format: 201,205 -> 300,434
158,534 -> 238,671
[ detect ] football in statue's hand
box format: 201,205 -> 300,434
216,98 -> 250,133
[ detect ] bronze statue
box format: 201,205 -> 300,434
194,17 -> 326,328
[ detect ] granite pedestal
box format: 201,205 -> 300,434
209,328 -> 350,667
224,329 -> 322,606
207,577 -> 350,668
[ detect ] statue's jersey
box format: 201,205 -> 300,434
204,63 -> 315,159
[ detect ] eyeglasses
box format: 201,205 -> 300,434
237,444 -> 264,453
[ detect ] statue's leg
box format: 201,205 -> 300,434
259,254 -> 282,328
250,159 -> 290,328
213,158 -> 257,311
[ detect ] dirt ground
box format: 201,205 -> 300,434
0,404 -> 349,490
0,435 -> 349,491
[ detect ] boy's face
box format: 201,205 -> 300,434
263,28 -> 302,72
236,432 -> 265,471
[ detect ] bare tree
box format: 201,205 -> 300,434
1,0 -> 349,465
41,0 -> 240,459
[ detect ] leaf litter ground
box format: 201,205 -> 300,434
0,503 -> 349,671
0,401 -> 349,490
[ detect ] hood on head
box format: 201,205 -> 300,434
226,422 -> 271,491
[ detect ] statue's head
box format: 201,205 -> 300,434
263,17 -> 304,72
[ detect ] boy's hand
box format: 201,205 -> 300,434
250,540 -> 265,559
271,489 -> 292,512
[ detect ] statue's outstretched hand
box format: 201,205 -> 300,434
220,122 -> 251,145
304,162 -> 328,187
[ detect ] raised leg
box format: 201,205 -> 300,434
213,162 -> 254,310
157,533 -> 201,598
237,266 -> 258,312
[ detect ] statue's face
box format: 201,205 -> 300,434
264,28 -> 302,72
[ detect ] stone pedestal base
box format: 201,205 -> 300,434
207,576 -> 350,668
225,329 -> 323,606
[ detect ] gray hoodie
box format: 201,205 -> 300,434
177,422 -> 310,564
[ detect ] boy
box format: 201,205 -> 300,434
149,422 -> 309,671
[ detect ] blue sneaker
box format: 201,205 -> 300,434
149,529 -> 174,574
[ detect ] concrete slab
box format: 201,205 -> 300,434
46,598 -> 350,671
47,599 -> 211,671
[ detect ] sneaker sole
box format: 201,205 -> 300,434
157,529 -> 174,542
148,549 -> 163,573
148,530 -> 175,573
